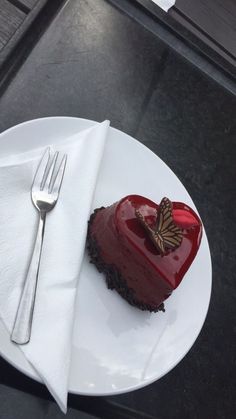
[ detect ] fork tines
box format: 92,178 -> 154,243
33,147 -> 67,195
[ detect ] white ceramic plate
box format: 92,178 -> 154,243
0,117 -> 212,396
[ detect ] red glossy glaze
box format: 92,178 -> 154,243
90,195 -> 202,309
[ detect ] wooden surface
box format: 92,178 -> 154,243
0,0 -> 48,69
0,0 -> 26,50
19,0 -> 39,9
170,0 -> 236,67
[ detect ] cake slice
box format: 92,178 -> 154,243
87,195 -> 202,312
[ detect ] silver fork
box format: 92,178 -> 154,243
11,148 -> 67,345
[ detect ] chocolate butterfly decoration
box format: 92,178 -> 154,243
135,197 -> 183,255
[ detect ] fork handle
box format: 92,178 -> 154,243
11,211 -> 46,345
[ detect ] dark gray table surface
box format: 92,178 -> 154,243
0,0 -> 235,418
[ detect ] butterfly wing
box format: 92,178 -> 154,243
155,197 -> 182,253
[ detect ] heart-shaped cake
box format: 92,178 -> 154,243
87,195 -> 202,312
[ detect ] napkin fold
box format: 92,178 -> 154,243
0,120 -> 110,412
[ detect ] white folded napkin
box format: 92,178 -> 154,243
0,120 -> 109,412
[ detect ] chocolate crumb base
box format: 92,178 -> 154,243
87,208 -> 165,313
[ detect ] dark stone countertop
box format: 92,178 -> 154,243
0,0 -> 235,418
